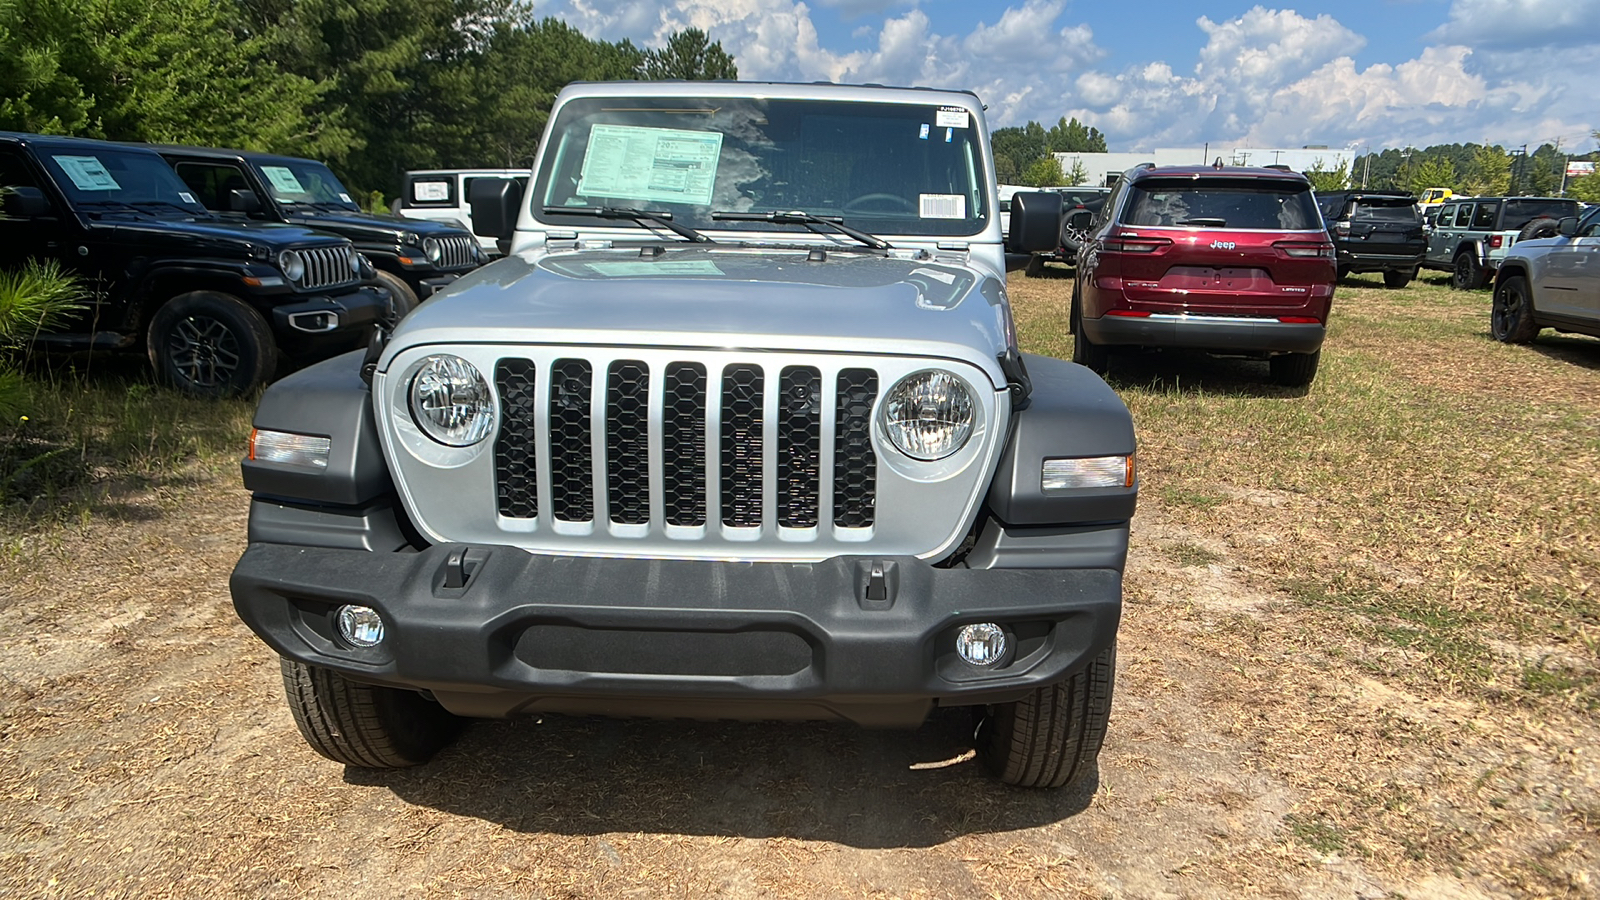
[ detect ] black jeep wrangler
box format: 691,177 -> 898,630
1315,190 -> 1426,287
0,133 -> 388,395
149,146 -> 487,314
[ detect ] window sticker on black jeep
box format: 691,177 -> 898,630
53,155 -> 120,191
576,124 -> 723,207
584,260 -> 724,277
935,106 -> 968,129
260,166 -> 307,196
920,194 -> 966,219
178,192 -> 195,204
413,181 -> 449,202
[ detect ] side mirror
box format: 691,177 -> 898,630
1557,216 -> 1579,237
2,186 -> 54,219
1007,191 -> 1064,254
470,178 -> 524,240
228,188 -> 263,215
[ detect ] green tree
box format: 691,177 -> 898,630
1462,143 -> 1511,196
1045,116 -> 1107,153
1569,171 -> 1600,203
640,27 -> 737,80
1021,156 -> 1064,187
1067,159 -> 1088,186
1302,158 -> 1349,192
1404,156 -> 1457,194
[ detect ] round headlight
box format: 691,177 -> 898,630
409,355 -> 495,446
422,237 -> 443,263
277,249 -> 305,282
348,249 -> 363,273
881,370 -> 976,460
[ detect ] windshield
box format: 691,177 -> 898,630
1502,198 -> 1579,230
38,147 -> 208,216
252,159 -> 360,210
533,96 -> 991,237
1124,179 -> 1321,230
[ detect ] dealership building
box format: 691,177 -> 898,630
1053,146 -> 1358,186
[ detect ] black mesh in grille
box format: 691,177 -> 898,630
606,360 -> 650,525
494,359 -> 539,519
777,366 -> 821,528
663,363 -> 707,527
833,368 -> 878,528
549,358 -> 594,522
720,364 -> 764,528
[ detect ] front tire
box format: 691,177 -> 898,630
281,658 -> 464,768
373,269 -> 420,318
977,643 -> 1114,789
1270,349 -> 1321,387
146,290 -> 276,397
1452,251 -> 1485,291
1490,275 -> 1539,344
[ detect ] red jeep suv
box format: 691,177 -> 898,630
1069,164 -> 1336,386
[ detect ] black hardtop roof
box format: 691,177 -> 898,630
1,131 -> 170,156
133,143 -> 314,167
563,79 -> 980,98
1318,189 -> 1414,200
1129,164 -> 1313,184
1443,195 -> 1577,203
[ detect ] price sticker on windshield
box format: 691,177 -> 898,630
261,165 -> 307,196
53,155 -> 121,191
935,107 -> 968,129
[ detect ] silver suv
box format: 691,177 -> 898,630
1423,196 -> 1580,290
230,82 -> 1138,790
1490,206 -> 1600,343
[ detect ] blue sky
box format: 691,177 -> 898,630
540,0 -> 1599,154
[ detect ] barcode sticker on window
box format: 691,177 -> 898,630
919,194 -> 966,219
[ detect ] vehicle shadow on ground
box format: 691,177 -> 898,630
1525,334 -> 1600,370
1098,348 -> 1310,398
349,708 -> 1099,847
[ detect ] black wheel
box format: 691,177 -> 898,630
146,291 -> 276,396
1059,215 -> 1089,257
1336,265 -> 1350,282
1517,217 -> 1560,242
976,642 -> 1114,789
1070,283 -> 1110,374
281,658 -> 464,768
1024,254 -> 1046,277
1452,251 -> 1485,290
1270,349 -> 1321,387
373,269 -> 420,318
1490,275 -> 1539,344
1383,268 -> 1413,289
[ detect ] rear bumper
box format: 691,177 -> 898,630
1082,313 -> 1325,354
1335,248 -> 1423,272
230,541 -> 1122,727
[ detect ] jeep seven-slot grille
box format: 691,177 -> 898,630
494,358 -> 879,532
436,234 -> 477,270
297,245 -> 359,290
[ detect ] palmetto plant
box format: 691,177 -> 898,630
0,257 -> 85,420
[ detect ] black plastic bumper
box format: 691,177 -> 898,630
268,285 -> 390,356
1336,248 -> 1423,272
1083,313 -> 1324,354
231,542 -> 1122,727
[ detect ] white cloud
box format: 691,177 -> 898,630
1429,0 -> 1600,49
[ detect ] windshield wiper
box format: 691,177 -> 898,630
132,200 -> 200,215
543,206 -> 712,243
1177,217 -> 1227,227
711,210 -> 891,250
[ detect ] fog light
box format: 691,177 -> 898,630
956,623 -> 1007,667
336,605 -> 385,647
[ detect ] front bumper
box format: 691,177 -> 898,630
231,542 -> 1122,727
1083,312 -> 1325,354
268,285 -> 390,356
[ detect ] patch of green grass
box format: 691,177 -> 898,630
1157,484 -> 1225,510
1163,541 -> 1223,568
1285,813 -> 1348,855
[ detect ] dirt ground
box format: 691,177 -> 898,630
2,283 -> 1598,898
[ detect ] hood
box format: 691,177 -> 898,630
382,245 -> 1012,386
95,216 -> 346,251
282,210 -> 473,245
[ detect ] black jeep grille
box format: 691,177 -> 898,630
492,357 -> 879,534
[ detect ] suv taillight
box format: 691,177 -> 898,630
1273,240 -> 1334,259
1102,236 -> 1172,253
1334,221 -> 1351,235
1489,235 -> 1504,248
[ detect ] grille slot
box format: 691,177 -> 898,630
549,358 -> 594,522
494,359 -> 539,519
490,357 -> 880,539
833,369 -> 878,528
606,361 -> 650,525
777,366 -> 821,528
297,245 -> 358,290
436,235 -> 477,269
720,364 -> 765,528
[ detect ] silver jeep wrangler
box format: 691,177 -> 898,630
230,81 -> 1137,789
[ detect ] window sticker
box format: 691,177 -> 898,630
918,124 -> 930,141
177,192 -> 196,204
260,165 -> 307,195
919,194 -> 966,219
945,128 -> 953,143
53,156 -> 120,191
577,124 -> 724,207
585,260 -> 725,277
412,181 -> 449,202
935,107 -> 968,129
338,192 -> 353,204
